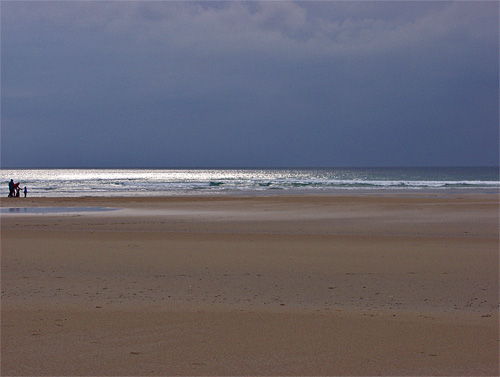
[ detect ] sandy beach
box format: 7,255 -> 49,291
1,194 -> 498,376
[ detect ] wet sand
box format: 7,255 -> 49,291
1,194 -> 499,375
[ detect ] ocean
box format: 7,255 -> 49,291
1,167 -> 498,197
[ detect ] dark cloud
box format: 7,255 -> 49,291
1,1 -> 498,168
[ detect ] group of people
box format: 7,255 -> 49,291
8,179 -> 27,198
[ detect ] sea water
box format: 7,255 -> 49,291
0,167 -> 498,197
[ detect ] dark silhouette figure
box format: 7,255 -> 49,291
8,179 -> 14,197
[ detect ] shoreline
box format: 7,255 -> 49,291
1,189 -> 497,203
2,194 -> 498,375
1,186 -> 498,200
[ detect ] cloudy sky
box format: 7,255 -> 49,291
1,1 -> 498,168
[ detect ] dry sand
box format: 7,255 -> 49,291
1,194 -> 499,376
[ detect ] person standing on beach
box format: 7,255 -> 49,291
24,186 -> 27,197
8,179 -> 14,197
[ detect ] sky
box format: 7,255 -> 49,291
1,1 -> 498,168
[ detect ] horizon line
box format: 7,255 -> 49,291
1,165 -> 499,170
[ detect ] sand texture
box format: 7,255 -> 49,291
1,194 -> 499,376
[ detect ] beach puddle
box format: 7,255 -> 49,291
0,207 -> 118,214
